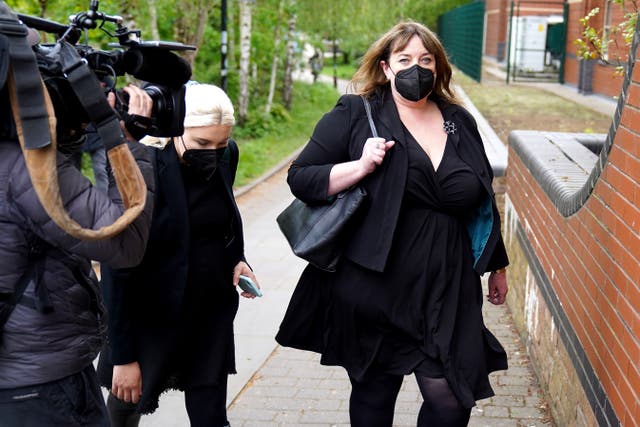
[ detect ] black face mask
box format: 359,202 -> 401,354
390,64 -> 435,102
181,137 -> 227,181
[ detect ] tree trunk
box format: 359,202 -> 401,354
148,0 -> 160,40
265,0 -> 285,114
38,0 -> 47,18
282,2 -> 297,110
174,0 -> 214,67
238,0 -> 253,125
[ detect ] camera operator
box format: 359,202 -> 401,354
0,36 -> 156,427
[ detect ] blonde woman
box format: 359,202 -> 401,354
98,83 -> 259,427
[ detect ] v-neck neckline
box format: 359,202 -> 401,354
403,124 -> 450,174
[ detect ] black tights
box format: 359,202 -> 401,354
348,372 -> 470,427
184,380 -> 229,427
106,394 -> 141,427
415,375 -> 471,427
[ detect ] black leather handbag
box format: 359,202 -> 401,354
276,96 -> 378,272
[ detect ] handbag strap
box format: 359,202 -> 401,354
361,96 -> 379,138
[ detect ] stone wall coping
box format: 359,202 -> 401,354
508,131 -> 606,215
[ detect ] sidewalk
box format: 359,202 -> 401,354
139,70 -> 557,426
482,56 -> 618,118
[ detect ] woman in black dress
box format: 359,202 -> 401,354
276,21 -> 509,427
98,83 -> 260,427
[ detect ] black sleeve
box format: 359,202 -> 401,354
287,95 -> 356,203
101,265 -> 138,365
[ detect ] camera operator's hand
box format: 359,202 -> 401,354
122,85 -> 152,117
117,85 -> 153,141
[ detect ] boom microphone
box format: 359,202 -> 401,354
122,48 -> 192,89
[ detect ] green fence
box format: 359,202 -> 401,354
438,1 -> 485,82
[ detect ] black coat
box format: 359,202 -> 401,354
0,140 -> 154,389
97,139 -> 246,412
287,90 -> 508,274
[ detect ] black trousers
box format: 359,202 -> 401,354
0,366 -> 109,427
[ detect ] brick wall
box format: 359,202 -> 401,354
564,0 -> 626,97
591,63 -> 626,97
485,0 -> 508,60
485,0 -> 502,59
484,0 -> 565,62
504,29 -> 640,426
483,0 -> 627,99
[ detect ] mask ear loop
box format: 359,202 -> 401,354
179,135 -> 191,162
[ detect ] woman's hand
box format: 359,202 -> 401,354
233,261 -> 260,299
112,361 -> 142,403
487,270 -> 508,305
358,137 -> 395,175
328,137 -> 396,195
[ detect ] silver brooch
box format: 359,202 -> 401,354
443,121 -> 457,135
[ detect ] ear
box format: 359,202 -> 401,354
380,60 -> 391,80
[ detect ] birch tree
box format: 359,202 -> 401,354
147,0 -> 160,41
265,0 -> 285,114
238,0 -> 254,124
282,0 -> 296,109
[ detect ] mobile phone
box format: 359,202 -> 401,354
238,275 -> 262,297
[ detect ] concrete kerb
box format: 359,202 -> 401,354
233,145 -> 304,199
454,84 -> 508,177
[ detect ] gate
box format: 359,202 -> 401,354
506,0 -> 568,83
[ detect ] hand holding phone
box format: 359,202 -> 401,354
238,274 -> 262,297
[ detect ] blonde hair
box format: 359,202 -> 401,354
350,20 -> 458,104
184,83 -> 236,128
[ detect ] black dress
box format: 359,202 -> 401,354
279,129 -> 506,407
173,164 -> 238,389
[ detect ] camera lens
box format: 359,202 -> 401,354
142,85 -> 165,116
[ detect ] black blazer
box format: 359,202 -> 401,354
288,89 -> 508,273
100,139 -> 246,364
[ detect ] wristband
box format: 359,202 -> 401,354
492,268 -> 507,275
123,113 -> 153,141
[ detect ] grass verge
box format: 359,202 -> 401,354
233,81 -> 339,187
453,70 -> 612,143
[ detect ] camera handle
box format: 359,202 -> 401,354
67,1 -> 141,47
70,0 -> 122,30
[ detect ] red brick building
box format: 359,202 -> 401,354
484,0 -> 629,98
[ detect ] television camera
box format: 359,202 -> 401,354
0,0 -> 195,240
16,0 -> 195,139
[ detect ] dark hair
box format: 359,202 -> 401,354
350,20 -> 458,104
